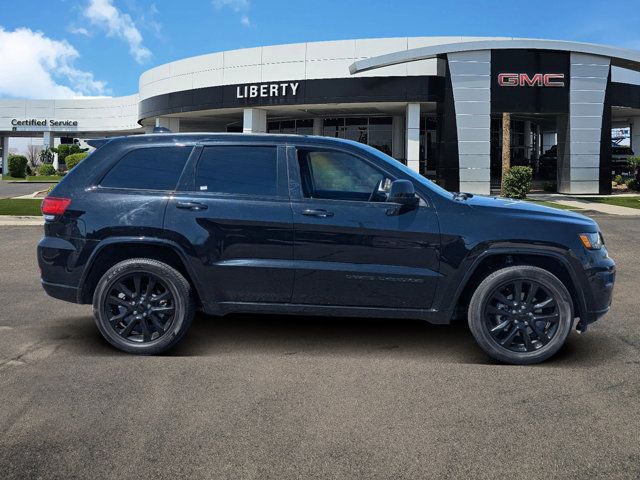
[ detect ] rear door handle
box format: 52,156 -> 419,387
302,209 -> 334,218
176,201 -> 208,211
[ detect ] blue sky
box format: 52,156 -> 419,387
1,0 -> 639,98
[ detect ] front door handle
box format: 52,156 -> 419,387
302,208 -> 334,218
176,201 -> 208,211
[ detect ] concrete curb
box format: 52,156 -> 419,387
0,216 -> 44,226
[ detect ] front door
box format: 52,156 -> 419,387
288,145 -> 440,309
164,143 -> 294,305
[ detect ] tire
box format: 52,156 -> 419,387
468,265 -> 573,365
92,258 -> 195,355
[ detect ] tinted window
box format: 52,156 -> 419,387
101,146 -> 191,190
298,149 -> 391,202
195,146 -> 278,196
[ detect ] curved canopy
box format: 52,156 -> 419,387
349,38 -> 640,75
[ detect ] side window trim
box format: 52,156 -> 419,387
287,144 -> 429,207
177,143 -> 287,200
97,144 -> 195,193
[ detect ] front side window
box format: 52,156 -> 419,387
101,146 -> 192,190
195,146 -> 278,196
297,149 -> 392,202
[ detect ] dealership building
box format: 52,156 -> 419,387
2,36 -> 640,194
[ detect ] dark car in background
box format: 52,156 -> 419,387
37,134 -> 615,364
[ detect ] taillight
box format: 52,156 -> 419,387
41,197 -> 71,216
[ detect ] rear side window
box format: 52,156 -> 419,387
195,146 -> 278,196
100,146 -> 192,190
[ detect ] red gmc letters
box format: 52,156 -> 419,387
498,73 -> 565,87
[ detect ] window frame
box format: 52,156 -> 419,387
176,141 -> 289,200
97,144 -> 196,193
287,144 -> 429,207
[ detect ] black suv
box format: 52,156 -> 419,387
38,134 -> 615,364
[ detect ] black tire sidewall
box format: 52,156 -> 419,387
92,259 -> 193,355
468,266 -> 573,365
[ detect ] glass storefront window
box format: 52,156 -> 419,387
267,119 -> 315,135
322,116 -> 393,156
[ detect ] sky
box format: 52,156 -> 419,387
0,0 -> 639,100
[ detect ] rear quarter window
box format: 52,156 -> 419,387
100,146 -> 192,191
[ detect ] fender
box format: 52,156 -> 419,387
437,242 -> 589,323
77,236 -> 210,310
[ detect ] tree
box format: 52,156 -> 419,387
39,147 -> 55,164
54,144 -> 88,165
628,156 -> 640,182
500,112 -> 511,195
26,144 -> 42,167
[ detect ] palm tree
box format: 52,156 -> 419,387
501,112 -> 511,195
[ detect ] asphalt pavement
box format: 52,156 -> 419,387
0,216 -> 638,479
0,181 -> 53,199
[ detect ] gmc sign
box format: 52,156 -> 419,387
498,73 -> 565,87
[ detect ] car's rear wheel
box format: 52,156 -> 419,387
468,265 -> 573,364
92,258 -> 194,354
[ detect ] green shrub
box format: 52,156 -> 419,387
502,166 -> 533,199
543,181 -> 557,192
7,155 -> 28,178
624,178 -> 639,191
55,143 -> 87,165
65,152 -> 88,170
613,174 -> 623,185
38,163 -> 56,176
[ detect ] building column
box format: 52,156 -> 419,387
243,108 -> 267,133
631,117 -> 640,156
312,117 -> 323,136
155,117 -> 180,133
523,120 -> 532,160
406,103 -> 420,172
1,137 -> 9,176
392,115 -> 405,162
447,50 -> 491,195
559,53 -> 610,194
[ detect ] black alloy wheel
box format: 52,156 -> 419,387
104,272 -> 175,343
468,265 -> 573,365
93,258 -> 195,354
483,279 -> 560,353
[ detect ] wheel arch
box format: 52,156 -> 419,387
450,248 -> 587,323
78,237 -> 205,309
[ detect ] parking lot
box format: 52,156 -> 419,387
0,215 -> 638,480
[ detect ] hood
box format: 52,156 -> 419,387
459,194 -> 598,229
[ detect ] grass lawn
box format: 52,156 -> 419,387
587,196 -> 640,210
0,199 -> 42,216
524,199 -> 580,210
1,175 -> 61,182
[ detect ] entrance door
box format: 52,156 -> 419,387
288,145 -> 441,309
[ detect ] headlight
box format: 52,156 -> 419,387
579,232 -> 603,250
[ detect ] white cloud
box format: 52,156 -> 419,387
213,0 -> 250,11
68,25 -> 90,36
0,27 -> 108,99
83,0 -> 151,63
213,0 -> 252,27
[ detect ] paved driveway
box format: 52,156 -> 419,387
0,216 -> 638,480
0,181 -> 53,199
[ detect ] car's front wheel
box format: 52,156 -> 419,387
92,258 -> 195,354
468,265 -> 573,364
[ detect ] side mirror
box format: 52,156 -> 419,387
386,179 -> 419,207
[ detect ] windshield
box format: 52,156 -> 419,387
357,143 -> 453,198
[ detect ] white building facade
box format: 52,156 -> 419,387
2,36 -> 640,194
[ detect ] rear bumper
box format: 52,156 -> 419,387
41,279 -> 79,304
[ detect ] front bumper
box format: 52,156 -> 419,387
577,264 -> 616,331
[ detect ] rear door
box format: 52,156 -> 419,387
288,145 -> 441,309
163,142 -> 294,305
